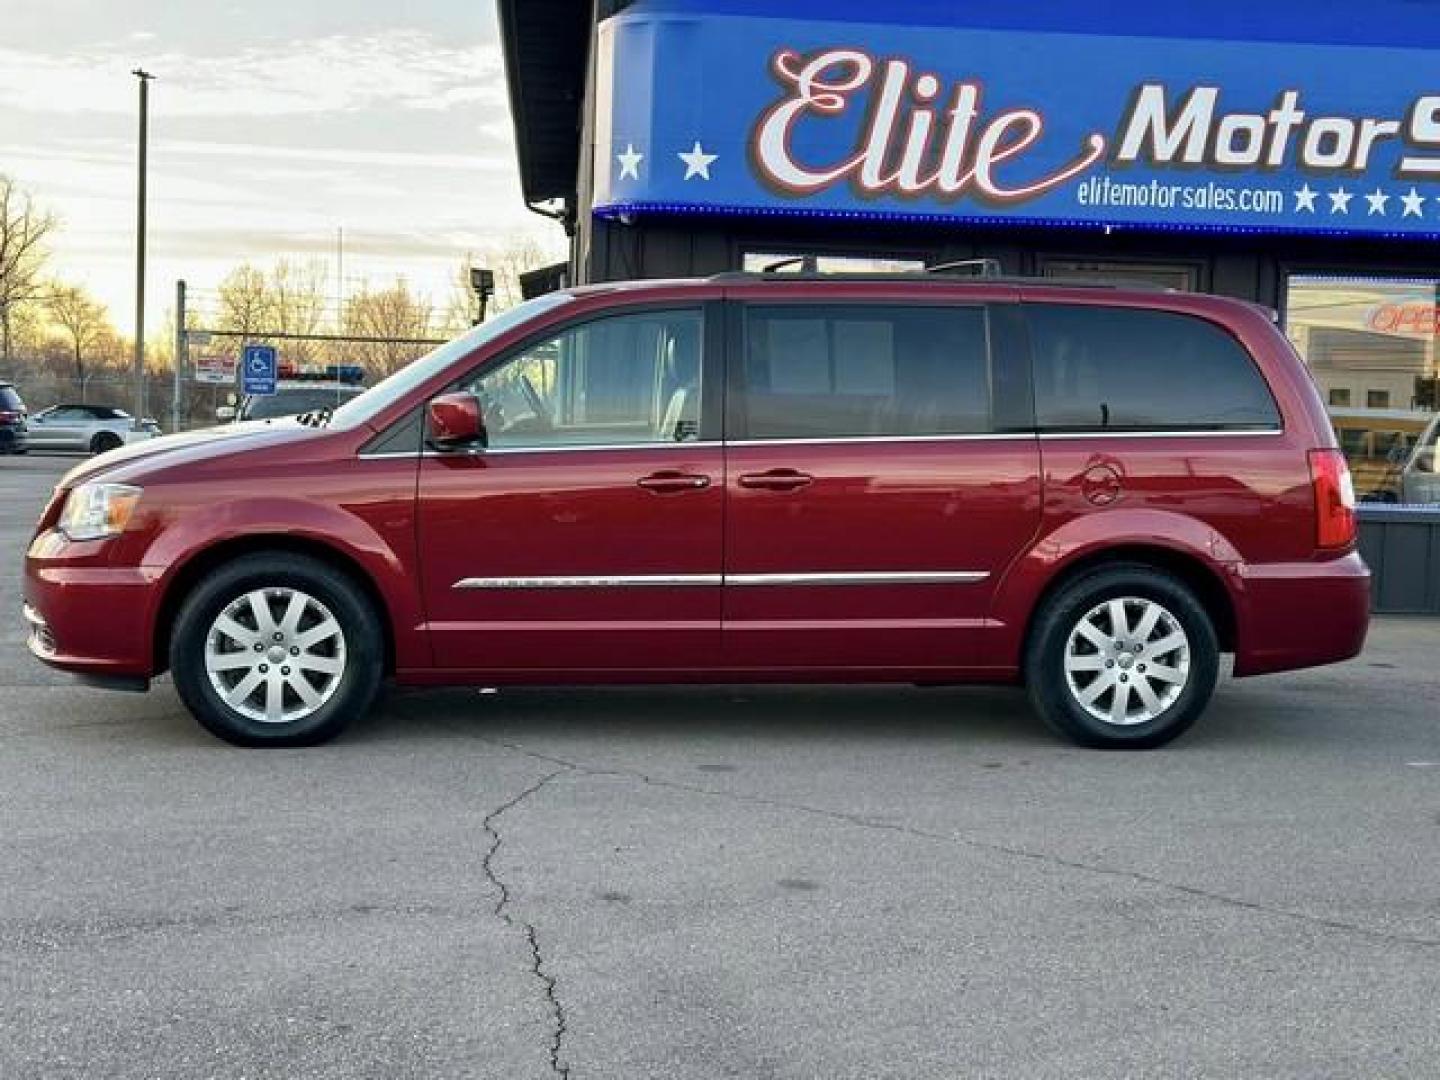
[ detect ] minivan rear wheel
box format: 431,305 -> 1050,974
1026,564 -> 1219,749
169,553 -> 382,746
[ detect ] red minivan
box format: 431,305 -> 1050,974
23,273 -> 1369,749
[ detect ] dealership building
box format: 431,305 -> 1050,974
500,0 -> 1440,611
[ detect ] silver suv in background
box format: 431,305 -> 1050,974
26,404 -> 160,454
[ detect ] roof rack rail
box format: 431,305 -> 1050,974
760,255 -> 819,274
925,258 -> 1002,277
707,270 -> 1171,292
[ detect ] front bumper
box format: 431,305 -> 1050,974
1232,551 -> 1371,677
23,530 -> 160,682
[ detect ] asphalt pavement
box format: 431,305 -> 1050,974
2,452 -> 1438,1079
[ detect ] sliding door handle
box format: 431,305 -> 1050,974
737,469 -> 814,492
637,471 -> 711,494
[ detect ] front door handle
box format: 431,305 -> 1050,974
637,471 -> 711,494
738,469 -> 814,492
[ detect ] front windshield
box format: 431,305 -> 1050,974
328,293 -> 573,431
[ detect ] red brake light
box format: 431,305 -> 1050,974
1309,449 -> 1357,550
0,410 -> 20,423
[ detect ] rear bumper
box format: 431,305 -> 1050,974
1232,551 -> 1371,677
0,427 -> 26,451
23,533 -> 159,681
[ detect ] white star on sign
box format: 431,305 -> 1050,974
1400,188 -> 1427,218
1294,184 -> 1318,213
617,143 -> 644,181
1329,188 -> 1353,215
1365,188 -> 1391,216
678,141 -> 718,181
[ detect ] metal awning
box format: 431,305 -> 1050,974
497,0 -> 596,210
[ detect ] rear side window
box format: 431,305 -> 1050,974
1027,305 -> 1280,432
0,386 -> 24,411
739,305 -> 991,439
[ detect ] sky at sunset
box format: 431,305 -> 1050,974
0,0 -> 561,336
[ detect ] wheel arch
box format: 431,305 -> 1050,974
152,534 -> 397,677
1018,544 -> 1238,676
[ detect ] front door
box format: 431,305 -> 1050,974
722,300 -> 1042,673
417,305 -> 723,674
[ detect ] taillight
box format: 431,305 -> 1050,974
1309,449 -> 1356,550
0,410 -> 19,423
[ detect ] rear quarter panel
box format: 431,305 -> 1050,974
983,290 -> 1341,671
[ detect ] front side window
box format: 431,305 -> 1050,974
460,309 -> 703,449
1285,275 -> 1440,504
1028,305 -> 1280,432
739,305 -> 991,439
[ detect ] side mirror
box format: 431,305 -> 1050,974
427,392 -> 486,450
215,406 -> 236,422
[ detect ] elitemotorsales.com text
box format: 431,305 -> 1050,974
1076,176 -> 1287,213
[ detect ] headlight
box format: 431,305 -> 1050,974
58,483 -> 142,541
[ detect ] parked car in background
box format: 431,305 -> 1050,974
26,405 -> 161,455
1399,412 -> 1440,505
0,383 -> 28,454
216,365 -> 368,424
23,273 -> 1369,750
218,382 -> 366,423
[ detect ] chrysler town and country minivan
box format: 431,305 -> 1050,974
23,273 -> 1370,748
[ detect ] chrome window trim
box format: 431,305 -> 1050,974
1036,428 -> 1283,440
359,441 -> 721,460
454,571 -> 989,590
725,433 -> 1031,448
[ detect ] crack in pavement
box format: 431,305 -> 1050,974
482,768 -> 574,1080
477,738 -> 1440,951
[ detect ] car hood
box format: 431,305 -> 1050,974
59,420 -> 330,489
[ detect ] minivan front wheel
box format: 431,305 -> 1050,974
1027,565 -> 1219,749
170,553 -> 382,746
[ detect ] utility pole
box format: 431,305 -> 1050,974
173,279 -> 185,433
132,68 -> 155,421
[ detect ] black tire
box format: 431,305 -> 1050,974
91,431 -> 122,455
1025,564 -> 1219,749
169,552 -> 383,747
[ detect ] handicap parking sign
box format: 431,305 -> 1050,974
241,345 -> 278,396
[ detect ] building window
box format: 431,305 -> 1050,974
1040,259 -> 1200,292
1285,275 -> 1440,505
743,252 -> 926,275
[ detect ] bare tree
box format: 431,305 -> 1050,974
343,280 -> 435,377
216,264 -> 270,341
214,258 -> 331,366
0,175 -> 58,366
47,283 -> 110,402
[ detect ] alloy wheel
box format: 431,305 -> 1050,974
1063,596 -> 1192,727
203,588 -> 347,724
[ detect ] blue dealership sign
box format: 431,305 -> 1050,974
592,6 -> 1440,238
241,345 -> 278,396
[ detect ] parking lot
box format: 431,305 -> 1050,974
2,451 -> 1438,1079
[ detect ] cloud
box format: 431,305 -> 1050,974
0,30 -> 505,118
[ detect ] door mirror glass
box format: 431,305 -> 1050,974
427,391 -> 486,450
